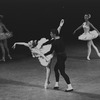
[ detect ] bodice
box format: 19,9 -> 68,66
83,22 -> 90,33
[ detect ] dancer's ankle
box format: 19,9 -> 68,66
87,56 -> 90,60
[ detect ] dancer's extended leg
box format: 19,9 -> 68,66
91,40 -> 100,57
87,40 -> 92,60
4,39 -> 12,59
44,60 -> 52,89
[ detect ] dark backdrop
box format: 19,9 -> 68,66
0,0 -> 100,56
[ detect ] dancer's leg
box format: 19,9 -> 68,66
44,60 -> 52,89
87,40 -> 92,60
3,39 -> 12,59
0,41 -> 5,61
54,61 -> 60,89
91,40 -> 100,57
57,55 -> 73,91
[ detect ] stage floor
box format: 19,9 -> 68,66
0,43 -> 100,100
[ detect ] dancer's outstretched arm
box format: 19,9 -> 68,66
73,24 -> 83,34
57,19 -> 64,34
12,42 -> 29,49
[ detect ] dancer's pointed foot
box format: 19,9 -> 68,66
8,54 -> 12,60
44,81 -> 50,89
0,58 -> 5,62
87,57 -> 90,60
97,53 -> 100,57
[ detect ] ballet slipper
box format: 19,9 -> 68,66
65,84 -> 73,92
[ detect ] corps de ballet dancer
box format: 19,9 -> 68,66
73,14 -> 100,60
12,38 -> 53,89
0,15 -> 12,61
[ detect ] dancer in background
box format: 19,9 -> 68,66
0,15 -> 12,61
12,38 -> 53,89
73,14 -> 100,60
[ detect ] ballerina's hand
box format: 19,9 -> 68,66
73,31 -> 76,35
12,43 -> 16,49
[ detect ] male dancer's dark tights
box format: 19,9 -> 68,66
54,54 -> 70,84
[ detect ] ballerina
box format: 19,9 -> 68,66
0,15 -> 12,61
12,38 -> 53,89
73,14 -> 100,60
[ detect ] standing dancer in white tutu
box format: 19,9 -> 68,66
12,38 -> 53,89
0,15 -> 12,61
73,14 -> 100,60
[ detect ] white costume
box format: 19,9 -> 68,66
78,22 -> 98,41
31,38 -> 53,66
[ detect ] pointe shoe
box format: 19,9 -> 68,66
87,57 -> 90,60
44,81 -> 50,89
97,53 -> 100,57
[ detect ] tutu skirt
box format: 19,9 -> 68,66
78,30 -> 98,41
31,38 -> 53,66
38,54 -> 53,66
31,47 -> 53,67
0,32 -> 13,40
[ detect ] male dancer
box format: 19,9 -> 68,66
41,28 -> 73,92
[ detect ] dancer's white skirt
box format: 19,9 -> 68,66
38,54 -> 53,66
78,30 -> 98,41
0,32 -> 13,40
31,47 -> 53,67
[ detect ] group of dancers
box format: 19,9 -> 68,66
0,13 -> 100,92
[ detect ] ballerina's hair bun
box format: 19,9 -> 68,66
84,14 -> 91,19
88,14 -> 91,19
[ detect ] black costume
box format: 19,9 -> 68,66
42,37 -> 71,84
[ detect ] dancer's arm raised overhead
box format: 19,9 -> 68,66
57,19 -> 64,34
73,24 -> 83,34
12,42 -> 29,49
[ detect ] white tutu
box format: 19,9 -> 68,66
31,38 -> 53,66
38,54 -> 53,66
78,30 -> 98,41
0,32 -> 13,40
